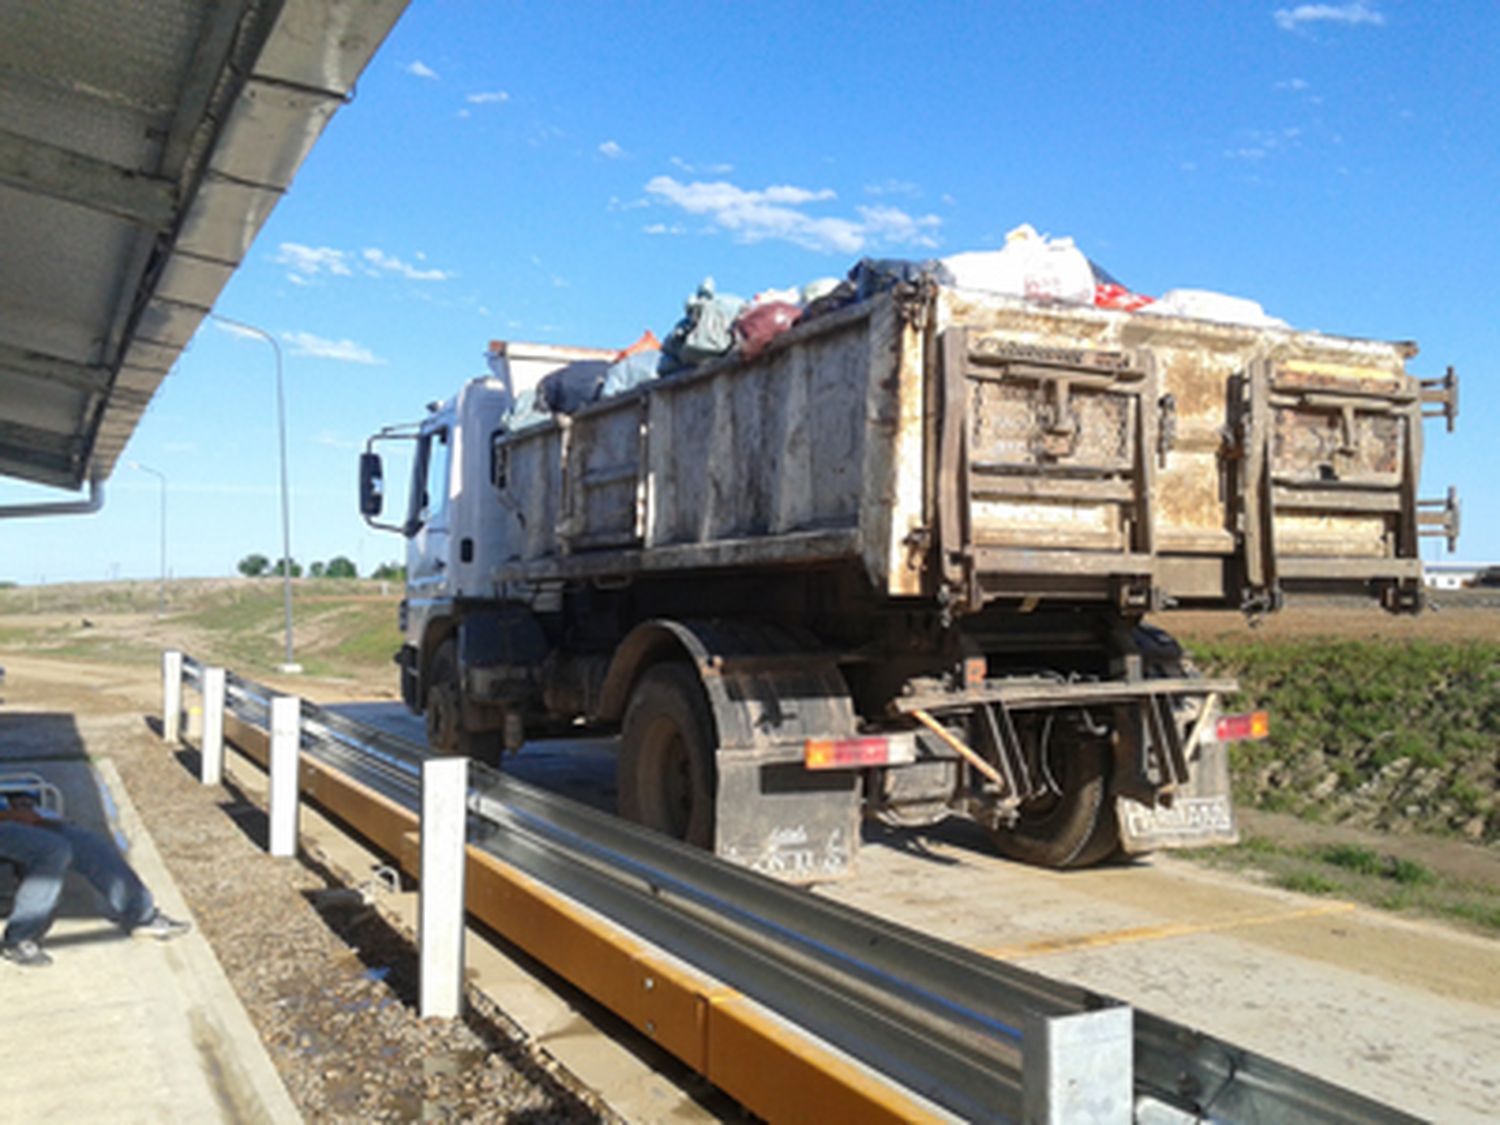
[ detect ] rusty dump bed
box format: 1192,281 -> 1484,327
493,285 -> 1455,614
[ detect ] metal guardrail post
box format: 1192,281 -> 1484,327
161,649 -> 183,744
269,696 -> 301,857
420,756 -> 469,1019
201,667 -> 226,786
1022,1006 -> 1133,1124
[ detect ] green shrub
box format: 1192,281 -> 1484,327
1318,844 -> 1382,875
1277,870 -> 1341,895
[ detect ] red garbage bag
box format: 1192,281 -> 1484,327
1094,283 -> 1155,312
734,302 -> 801,361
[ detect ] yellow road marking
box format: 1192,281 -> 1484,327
982,901 -> 1358,960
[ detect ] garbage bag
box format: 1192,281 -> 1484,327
502,387 -> 552,431
600,349 -> 662,398
538,360 -> 607,415
1094,282 -> 1155,311
659,277 -> 745,375
751,286 -> 801,306
734,302 -> 801,361
848,257 -> 955,302
800,277 -> 843,305
942,224 -> 1094,305
613,328 -> 661,362
1139,288 -> 1285,327
797,279 -> 857,324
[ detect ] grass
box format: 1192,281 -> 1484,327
1192,834 -> 1500,937
0,578 -> 402,681
1184,635 -> 1500,844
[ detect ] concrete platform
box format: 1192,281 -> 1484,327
0,737 -> 299,1123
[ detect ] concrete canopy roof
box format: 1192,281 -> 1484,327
0,0 -> 406,493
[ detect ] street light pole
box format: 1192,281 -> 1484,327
129,461 -> 167,616
210,313 -> 300,672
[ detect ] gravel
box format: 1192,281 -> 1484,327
83,704 -> 611,1123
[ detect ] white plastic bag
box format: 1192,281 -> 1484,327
941,224 -> 1094,305
1138,288 -> 1286,328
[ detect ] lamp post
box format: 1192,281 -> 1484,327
210,313 -> 300,673
129,461 -> 167,616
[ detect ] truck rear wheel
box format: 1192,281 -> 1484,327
618,663 -> 717,849
987,737 -> 1118,869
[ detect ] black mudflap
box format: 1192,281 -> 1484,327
714,752 -> 860,882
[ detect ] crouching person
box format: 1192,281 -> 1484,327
0,792 -> 188,967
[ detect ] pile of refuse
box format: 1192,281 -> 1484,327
500,223 -> 1284,429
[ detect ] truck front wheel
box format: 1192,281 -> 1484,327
425,639 -> 494,761
987,737 -> 1118,869
618,664 -> 717,849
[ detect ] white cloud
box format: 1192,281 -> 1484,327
644,175 -> 943,255
856,205 -> 941,249
275,242 -> 352,281
864,178 -> 921,198
405,60 -> 439,80
282,331 -> 383,365
361,247 -> 453,282
670,156 -> 734,176
1275,77 -> 1310,91
1223,126 -> 1305,162
1274,3 -> 1385,31
599,140 -> 625,159
466,90 -> 509,105
643,223 -> 686,236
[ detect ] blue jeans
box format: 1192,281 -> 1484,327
0,821 -> 155,944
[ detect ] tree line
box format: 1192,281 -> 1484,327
236,554 -> 404,580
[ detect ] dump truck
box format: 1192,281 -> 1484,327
360,278 -> 1459,879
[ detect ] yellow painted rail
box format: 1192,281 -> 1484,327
223,712 -> 945,1123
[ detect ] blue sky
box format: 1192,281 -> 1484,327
3,0 -> 1497,582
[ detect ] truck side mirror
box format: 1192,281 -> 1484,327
359,452 -> 384,517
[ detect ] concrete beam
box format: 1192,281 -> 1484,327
0,126 -> 176,230
0,339 -> 112,395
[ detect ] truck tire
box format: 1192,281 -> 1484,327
618,663 -> 717,849
424,639 -> 492,761
987,737 -> 1118,869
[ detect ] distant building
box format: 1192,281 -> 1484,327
1423,561 -> 1499,590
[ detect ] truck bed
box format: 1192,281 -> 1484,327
492,284 -> 1441,614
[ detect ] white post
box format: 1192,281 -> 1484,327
420,757 -> 469,1019
201,667 -> 226,786
161,649 -> 183,744
1022,1006 -> 1133,1125
268,696 -> 300,858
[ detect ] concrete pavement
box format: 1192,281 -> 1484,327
0,747 -> 299,1124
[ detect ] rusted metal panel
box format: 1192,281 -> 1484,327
561,396 -> 645,550
492,285 -> 1427,610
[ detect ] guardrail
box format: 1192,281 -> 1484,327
169,652 -> 1416,1124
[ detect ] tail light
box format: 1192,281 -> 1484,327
805,734 -> 917,770
1214,711 -> 1270,743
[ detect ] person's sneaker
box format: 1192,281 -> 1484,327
2,940 -> 53,967
132,910 -> 191,941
